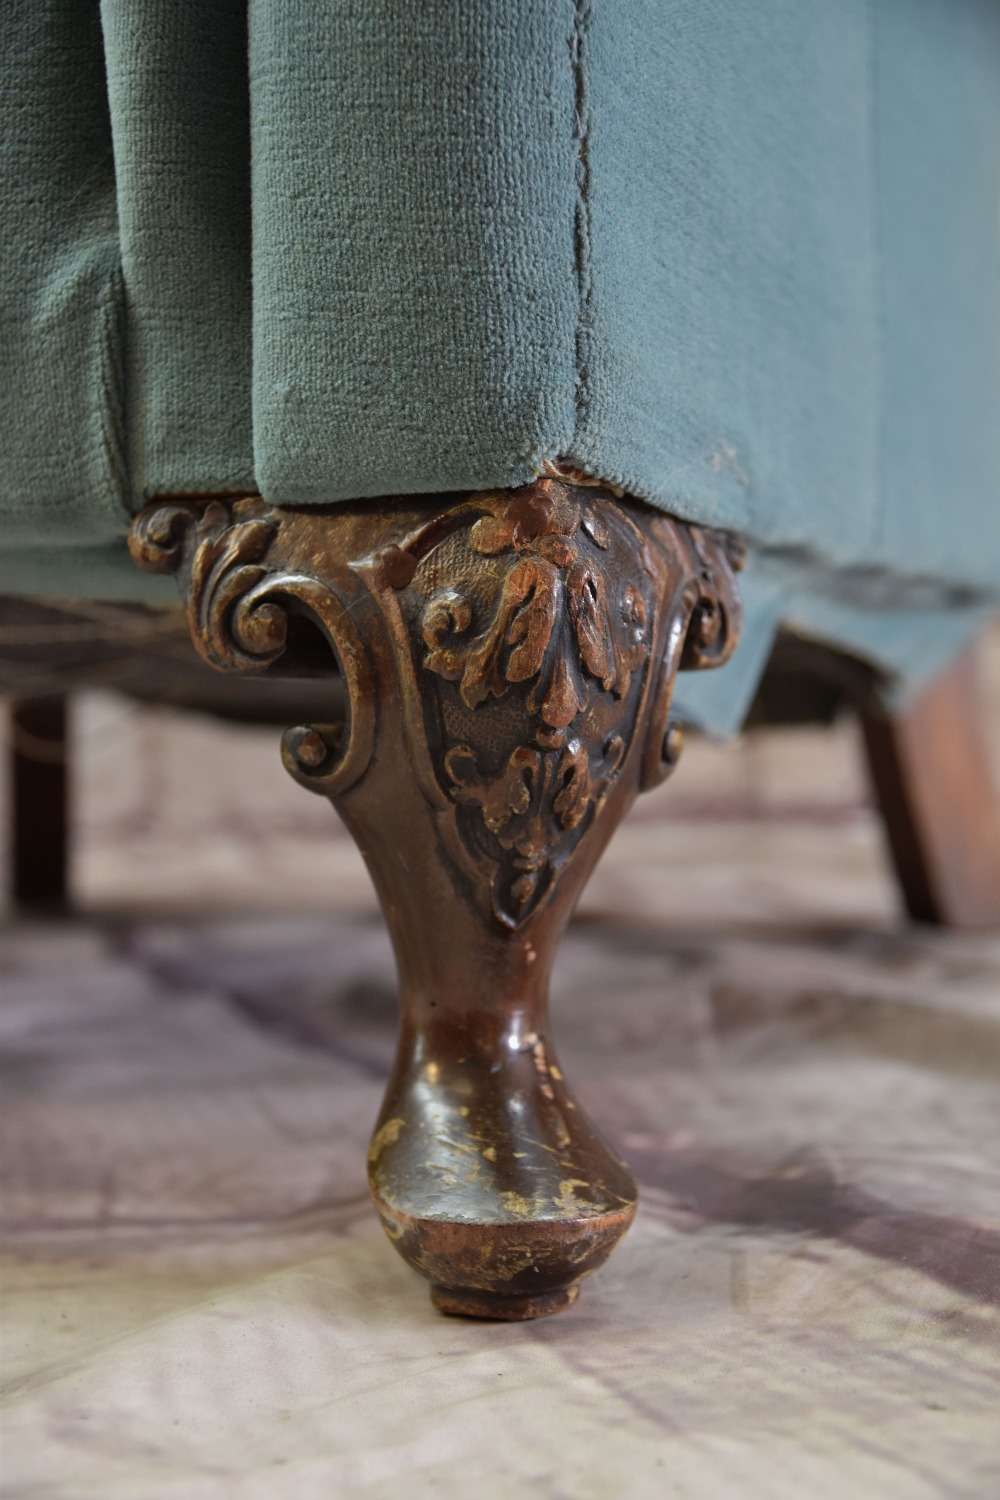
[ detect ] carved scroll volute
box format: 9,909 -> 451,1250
128,495 -> 377,798
638,517 -> 745,792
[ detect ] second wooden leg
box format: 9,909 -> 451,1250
860,645 -> 1000,929
8,695 -> 69,913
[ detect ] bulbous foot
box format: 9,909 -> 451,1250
129,472 -> 742,1317
367,1012 -> 638,1318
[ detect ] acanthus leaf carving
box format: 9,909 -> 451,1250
399,480 -> 659,927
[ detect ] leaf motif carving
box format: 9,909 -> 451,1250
444,744 -> 537,835
422,591 -> 472,681
423,560 -> 560,711
501,559 -> 559,687
567,561 -> 615,690
552,739 -> 591,831
415,482 -> 655,926
528,648 -> 588,730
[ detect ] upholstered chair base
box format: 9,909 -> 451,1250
128,476 -> 744,1317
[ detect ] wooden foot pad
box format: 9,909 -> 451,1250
431,1284 -> 580,1322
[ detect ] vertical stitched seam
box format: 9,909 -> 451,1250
569,0 -> 593,445
866,0 -> 887,553
99,259 -> 129,520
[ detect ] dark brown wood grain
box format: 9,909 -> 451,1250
128,476 -> 743,1317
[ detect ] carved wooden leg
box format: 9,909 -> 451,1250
129,476 -> 742,1318
9,695 -> 70,912
860,645 -> 1000,929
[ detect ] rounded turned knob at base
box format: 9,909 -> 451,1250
372,1189 -> 637,1321
431,1283 -> 579,1321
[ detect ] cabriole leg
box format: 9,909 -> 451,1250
129,475 -> 743,1318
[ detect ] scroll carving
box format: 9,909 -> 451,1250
129,499 -> 285,671
129,495 -> 377,795
129,479 -> 743,929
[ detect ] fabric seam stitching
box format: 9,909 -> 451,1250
569,0 -> 593,448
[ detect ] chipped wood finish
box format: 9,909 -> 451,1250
128,476 -> 743,1317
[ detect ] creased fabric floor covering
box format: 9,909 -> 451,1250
2,908 -> 998,1499
3,640 -> 1000,1495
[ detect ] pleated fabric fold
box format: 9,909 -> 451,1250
2,1 -> 124,544
101,0 -> 254,506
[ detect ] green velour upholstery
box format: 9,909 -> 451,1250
2,1 -> 999,730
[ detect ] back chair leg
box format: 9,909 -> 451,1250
8,695 -> 70,913
860,645 -> 1000,929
